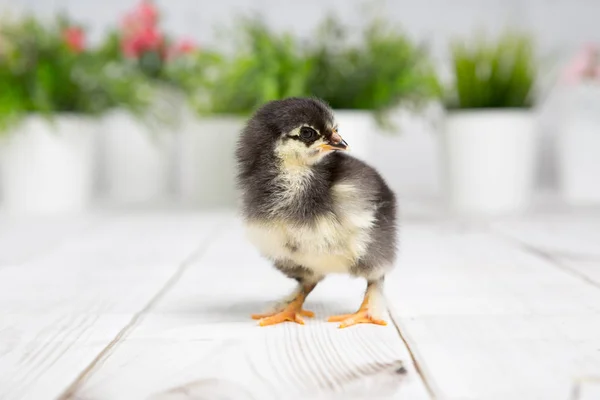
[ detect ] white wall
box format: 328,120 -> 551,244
5,0 -> 599,60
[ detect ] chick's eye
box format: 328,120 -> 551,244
299,127 -> 317,141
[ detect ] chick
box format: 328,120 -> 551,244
235,97 -> 397,328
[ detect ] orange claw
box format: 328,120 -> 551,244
328,310 -> 387,328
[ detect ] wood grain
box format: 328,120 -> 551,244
386,223 -> 600,400
562,260 -> 600,287
571,376 -> 600,400
73,221 -> 429,400
491,212 -> 600,259
0,214 -> 102,268
0,213 -> 224,400
3,209 -> 600,399
491,212 -> 600,288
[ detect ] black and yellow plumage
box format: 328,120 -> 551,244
235,97 -> 398,328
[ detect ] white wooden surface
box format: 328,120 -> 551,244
0,214 -> 101,268
71,220 -> 429,400
0,212 -> 224,400
387,222 -> 600,400
0,207 -> 599,399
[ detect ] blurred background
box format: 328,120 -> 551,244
1,0 -> 599,217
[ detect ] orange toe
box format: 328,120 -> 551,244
251,308 -> 314,321
258,309 -> 307,326
329,310 -> 387,328
300,309 -> 315,318
327,313 -> 355,322
252,288 -> 314,327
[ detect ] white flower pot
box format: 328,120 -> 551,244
173,110 -> 378,208
440,110 -> 538,215
176,115 -> 243,208
0,115 -> 95,216
101,110 -> 174,205
370,105 -> 443,198
557,83 -> 600,205
333,110 -> 375,163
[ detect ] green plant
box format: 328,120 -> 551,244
103,1 -> 201,92
93,1 -> 209,129
93,39 -> 155,117
446,32 -> 537,109
305,16 -> 441,127
192,16 -> 311,116
0,14 -> 151,133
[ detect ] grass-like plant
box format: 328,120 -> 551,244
0,8 -> 443,132
192,16 -> 311,116
446,32 -> 537,109
305,17 -> 441,127
193,15 -> 440,124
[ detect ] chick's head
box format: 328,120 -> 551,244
237,97 -> 348,167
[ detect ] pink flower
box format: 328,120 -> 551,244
120,1 -> 165,59
121,1 -> 158,35
135,1 -> 158,28
63,27 -> 85,53
174,38 -> 196,54
562,44 -> 600,84
166,38 -> 197,60
121,12 -> 140,35
121,25 -> 164,58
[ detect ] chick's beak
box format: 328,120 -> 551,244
318,132 -> 348,152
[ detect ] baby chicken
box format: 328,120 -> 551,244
235,97 -> 397,328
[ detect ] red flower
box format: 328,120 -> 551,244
174,39 -> 197,54
166,38 -> 197,59
121,12 -> 141,36
120,1 -> 165,59
122,25 -> 164,58
63,27 -> 85,53
121,1 -> 158,35
135,1 -> 158,28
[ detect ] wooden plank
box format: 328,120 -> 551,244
571,376 -> 600,400
491,212 -> 600,289
73,220 -> 430,400
562,260 -> 600,287
0,214 -> 103,268
491,212 -> 600,259
386,224 -> 600,400
0,212 -> 225,400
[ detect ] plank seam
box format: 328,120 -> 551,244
387,303 -> 440,399
57,219 -> 230,400
492,230 -> 600,292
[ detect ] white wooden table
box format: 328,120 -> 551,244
1,201 -> 599,400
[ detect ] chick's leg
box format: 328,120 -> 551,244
251,280 -> 318,326
328,277 -> 387,328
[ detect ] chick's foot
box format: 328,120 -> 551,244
251,308 -> 314,320
328,310 -> 387,328
328,278 -> 387,328
252,287 -> 314,327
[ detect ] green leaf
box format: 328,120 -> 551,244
447,31 -> 537,109
304,16 -> 440,127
